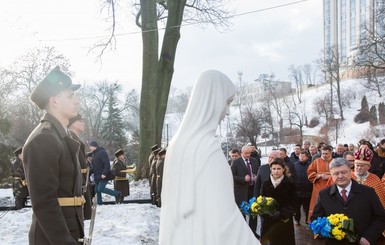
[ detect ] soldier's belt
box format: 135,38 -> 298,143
81,168 -> 88,174
115,177 -> 128,181
58,196 -> 85,206
21,180 -> 28,186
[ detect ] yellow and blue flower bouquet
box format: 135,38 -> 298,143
309,214 -> 357,242
240,195 -> 277,218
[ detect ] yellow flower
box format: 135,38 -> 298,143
266,197 -> 273,205
251,202 -> 259,212
257,196 -> 263,204
331,226 -> 346,240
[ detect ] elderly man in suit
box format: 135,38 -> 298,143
231,145 -> 260,236
311,158 -> 385,245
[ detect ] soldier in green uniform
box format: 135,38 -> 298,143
155,148 -> 166,207
150,147 -> 161,205
23,66 -> 84,244
11,147 -> 28,210
112,149 -> 130,203
68,114 -> 92,220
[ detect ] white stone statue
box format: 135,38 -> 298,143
159,70 -> 260,245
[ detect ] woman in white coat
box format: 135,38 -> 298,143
159,70 -> 260,245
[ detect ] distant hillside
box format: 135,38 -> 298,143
164,78 -> 385,149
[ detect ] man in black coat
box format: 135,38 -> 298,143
312,158 -> 385,245
231,145 -> 260,236
89,140 -> 120,205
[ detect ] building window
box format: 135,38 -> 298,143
350,0 -> 357,48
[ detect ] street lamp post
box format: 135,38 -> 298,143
334,115 -> 340,145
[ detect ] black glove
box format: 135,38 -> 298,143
270,211 -> 281,221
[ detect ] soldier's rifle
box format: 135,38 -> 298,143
79,196 -> 97,245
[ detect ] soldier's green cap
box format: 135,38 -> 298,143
159,148 -> 166,155
68,114 -> 82,127
13,147 -> 22,156
150,144 -> 159,151
30,66 -> 81,110
114,149 -> 124,157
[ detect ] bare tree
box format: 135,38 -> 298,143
303,63 -> 319,85
100,0 -> 232,178
256,73 -> 285,142
233,97 -> 269,146
288,64 -> 304,104
313,92 -> 335,123
1,47 -> 72,146
319,46 -> 345,120
354,2 -> 385,97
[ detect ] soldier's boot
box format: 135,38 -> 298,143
15,199 -> 23,210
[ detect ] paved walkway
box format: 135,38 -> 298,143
294,220 -> 324,245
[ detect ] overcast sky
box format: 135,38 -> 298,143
0,0 -> 323,91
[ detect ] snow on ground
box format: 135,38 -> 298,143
0,179 -> 160,245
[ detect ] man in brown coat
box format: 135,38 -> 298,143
23,66 -> 84,244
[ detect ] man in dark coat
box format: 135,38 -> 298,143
11,147 -> 28,210
89,140 -> 120,205
231,145 -> 260,236
68,114 -> 92,220
23,66 -> 84,244
293,150 -> 312,225
312,158 -> 385,245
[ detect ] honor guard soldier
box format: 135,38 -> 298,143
68,114 -> 92,220
11,147 -> 28,210
155,148 -> 166,207
112,149 -> 130,203
150,147 -> 161,205
23,66 -> 84,244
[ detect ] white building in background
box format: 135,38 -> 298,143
323,0 -> 383,63
234,80 -> 292,105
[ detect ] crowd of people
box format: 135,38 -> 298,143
7,66 -> 385,245
229,140 -> 385,244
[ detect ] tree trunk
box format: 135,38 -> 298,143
138,0 -> 186,179
138,0 -> 159,179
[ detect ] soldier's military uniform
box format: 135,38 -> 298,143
11,147 -> 28,210
149,147 -> 161,205
112,149 -> 130,203
69,114 -> 92,220
155,148 -> 166,207
23,67 -> 84,245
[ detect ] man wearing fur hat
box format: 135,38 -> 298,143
11,147 -> 28,210
23,66 -> 84,244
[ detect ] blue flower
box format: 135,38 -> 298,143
309,217 -> 331,238
240,201 -> 250,215
248,196 -> 256,205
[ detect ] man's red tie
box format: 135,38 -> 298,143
341,189 -> 348,202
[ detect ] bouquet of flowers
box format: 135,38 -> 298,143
309,214 -> 357,242
240,196 -> 277,218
